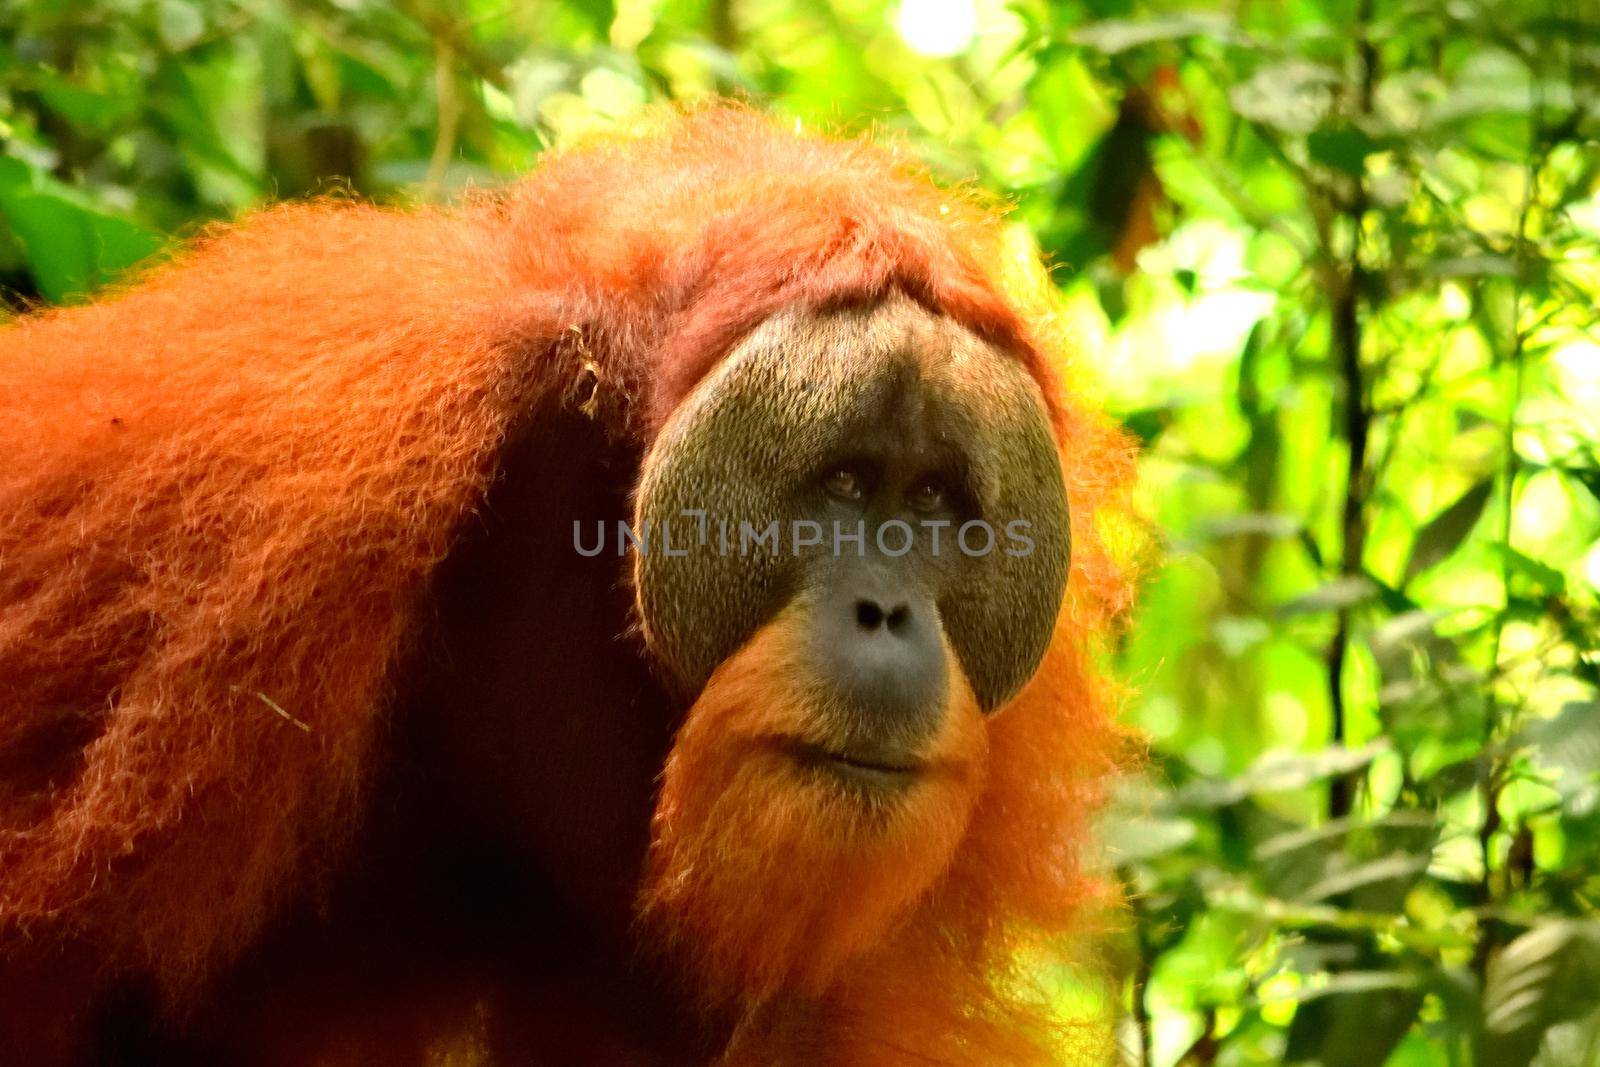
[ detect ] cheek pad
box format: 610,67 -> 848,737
931,359 -> 1071,712
633,303 -> 1070,710
634,313 -> 887,694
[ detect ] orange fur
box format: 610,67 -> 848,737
0,102 -> 1140,1061
650,572 -> 1130,1065
641,604 -> 988,1006
819,621 -> 1128,1064
0,204 -> 531,1006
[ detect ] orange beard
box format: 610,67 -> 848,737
638,607 -> 988,1008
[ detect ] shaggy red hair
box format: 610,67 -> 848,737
0,104 -> 1138,1060
641,606 -> 990,1003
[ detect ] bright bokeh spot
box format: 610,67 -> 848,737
1585,541 -> 1600,592
1096,222 -> 1276,407
895,0 -> 979,57
1257,972 -> 1302,1026
1514,469 -> 1576,546
1553,339 -> 1600,435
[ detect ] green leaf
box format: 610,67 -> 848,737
1307,125 -> 1375,176
1203,512 -> 1303,539
564,0 -> 617,38
1298,853 -> 1431,904
1229,61 -> 1339,134
1175,744 -> 1387,808
1102,811 -> 1198,864
0,191 -> 162,302
1298,528 -> 1326,570
1481,921 -> 1600,1067
1277,575 -> 1378,617
1120,406 -> 1174,446
1254,810 -> 1435,904
1563,467 -> 1600,508
1417,753 -> 1493,795
1283,969 -> 1423,1067
156,0 -> 206,51
39,83 -> 140,132
1070,15 -> 1238,54
1255,810 -> 1436,863
1539,1003 -> 1600,1067
1520,702 -> 1600,798
1280,969 -> 1422,1002
1422,254 -> 1519,279
1403,479 -> 1493,584
1492,544 -> 1567,595
1524,16 -> 1600,44
0,156 -> 34,195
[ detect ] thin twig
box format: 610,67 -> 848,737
1326,0 -> 1378,820
255,690 -> 312,733
1473,67 -> 1548,980
423,35 -> 462,199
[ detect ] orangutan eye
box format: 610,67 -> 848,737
823,467 -> 864,502
906,477 -> 946,513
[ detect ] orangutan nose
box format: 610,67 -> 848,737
810,568 -> 947,740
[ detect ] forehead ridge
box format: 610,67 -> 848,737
715,294 -> 1036,407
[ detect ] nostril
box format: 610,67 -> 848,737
826,591 -> 946,727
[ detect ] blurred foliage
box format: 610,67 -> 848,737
3,0 -> 1599,1063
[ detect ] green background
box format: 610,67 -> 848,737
3,1 -> 1598,1063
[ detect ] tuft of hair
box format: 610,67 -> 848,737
0,101 -> 1141,1057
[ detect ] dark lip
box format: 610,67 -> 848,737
779,739 -> 927,784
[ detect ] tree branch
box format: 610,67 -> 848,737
1326,0 -> 1378,819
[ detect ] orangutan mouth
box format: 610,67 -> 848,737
780,739 -> 927,787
